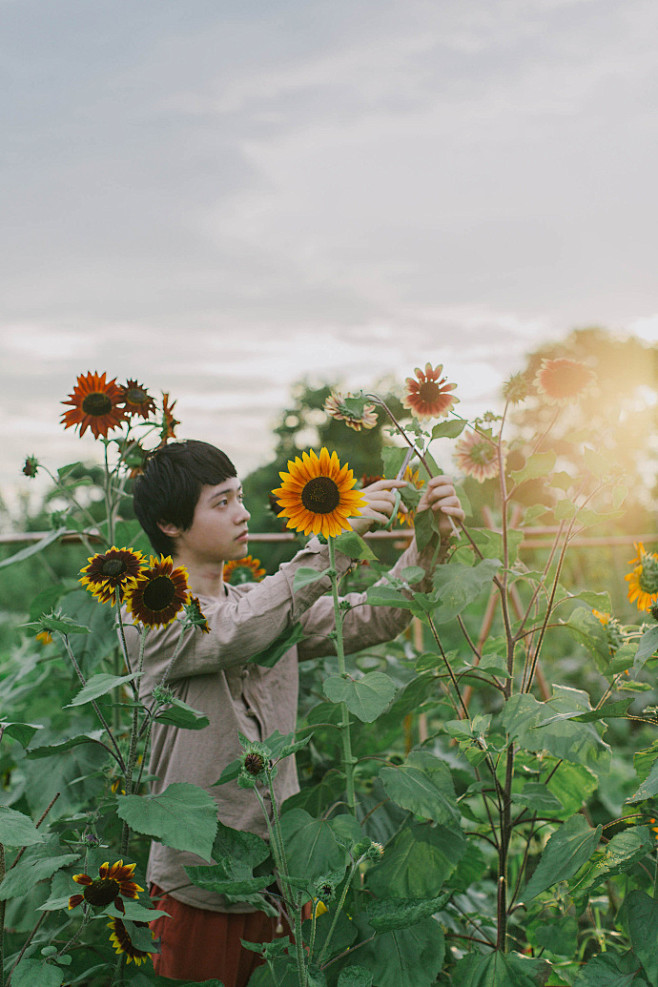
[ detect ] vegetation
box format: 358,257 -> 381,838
1,332 -> 658,985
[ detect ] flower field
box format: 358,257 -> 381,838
2,339 -> 658,986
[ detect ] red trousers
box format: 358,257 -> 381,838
149,884 -> 304,986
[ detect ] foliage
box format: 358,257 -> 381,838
2,342 -> 658,985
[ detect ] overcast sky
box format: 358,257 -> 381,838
2,0 -> 657,521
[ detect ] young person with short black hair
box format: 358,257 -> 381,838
125,439 -> 464,985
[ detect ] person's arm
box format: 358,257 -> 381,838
298,474 -> 464,659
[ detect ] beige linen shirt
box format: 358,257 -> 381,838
124,534 -> 435,913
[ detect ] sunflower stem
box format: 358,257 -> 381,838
0,844 -> 5,987
121,631 -> 148,856
327,538 -> 356,814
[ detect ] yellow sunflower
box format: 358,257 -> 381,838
69,860 -> 143,913
79,547 -> 144,605
397,466 -> 424,527
533,358 -> 596,405
272,447 -> 367,539
625,542 -> 658,611
453,430 -> 501,483
124,555 -> 190,628
35,629 -> 53,646
403,363 -> 459,420
120,379 -> 156,420
223,555 -> 266,584
61,371 -> 126,439
107,917 -> 156,966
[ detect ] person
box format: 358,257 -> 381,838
125,439 -> 464,985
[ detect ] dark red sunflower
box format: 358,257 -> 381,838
124,555 -> 190,628
79,547 -> 145,605
183,595 -> 211,633
157,392 -> 180,446
403,363 -> 459,420
61,371 -> 126,439
107,916 -> 156,966
69,860 -> 143,913
120,379 -> 156,419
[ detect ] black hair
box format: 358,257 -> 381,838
132,440 -> 237,556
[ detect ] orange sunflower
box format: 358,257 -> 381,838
533,358 -> 596,405
403,363 -> 459,420
35,630 -> 53,646
272,448 -> 367,539
69,860 -> 143,913
625,541 -> 658,612
61,371 -> 126,439
120,379 -> 156,419
324,392 -> 378,431
79,547 -> 144,605
453,430 -> 501,483
107,917 -> 156,966
124,555 -> 190,628
223,555 -> 266,584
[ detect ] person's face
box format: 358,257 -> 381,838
164,477 -> 251,565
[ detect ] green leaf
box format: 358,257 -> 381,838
569,590 -> 612,611
154,696 -> 210,731
563,607 -> 611,670
470,528 -> 523,566
381,446 -> 411,478
0,846 -> 79,901
10,959 -> 65,987
184,817 -> 276,910
249,621 -> 307,668
412,507 -> 439,552
116,783 -> 218,859
351,918 -> 445,987
304,910 -> 357,964
366,891 -> 450,931
555,497 -> 578,520
379,750 -> 458,823
574,951 -> 647,987
65,671 -> 140,707
522,815 -> 601,901
453,950 -> 550,986
0,527 -> 67,570
628,758 -> 658,803
23,612 -> 90,635
294,566 -> 330,591
430,558 -> 501,624
0,806 -> 44,847
337,968 -> 373,987
323,672 -> 397,722
26,730 -> 106,759
185,868 -> 273,896
501,690 -> 611,773
624,890 -> 658,984
634,625 -> 658,669
510,451 -> 556,485
367,822 -> 464,898
280,809 -> 350,884
544,760 -> 598,817
400,565 -> 426,584
0,721 -> 41,747
584,446 -> 612,479
333,530 -> 378,561
511,783 -> 564,816
431,419 -> 467,439
570,826 -> 654,897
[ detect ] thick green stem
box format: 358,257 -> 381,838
120,632 -> 148,856
317,860 -> 359,966
327,538 -> 356,813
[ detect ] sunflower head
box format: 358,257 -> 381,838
157,392 -> 180,446
272,447 -> 367,539
403,363 -> 459,421
120,379 -> 156,420
107,916 -> 156,966
223,555 -> 266,584
625,544 -> 658,612
454,430 -> 502,483
324,391 -> 378,431
533,358 -> 596,405
22,456 -> 39,478
124,555 -> 190,628
182,595 -> 210,634
69,860 -> 143,913
79,547 -> 145,605
35,629 -> 53,646
502,372 -> 530,405
61,371 -> 127,439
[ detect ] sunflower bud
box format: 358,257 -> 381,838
502,372 -> 529,405
22,456 -> 39,478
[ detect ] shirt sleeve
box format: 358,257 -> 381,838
297,536 -> 439,660
123,536 -> 354,683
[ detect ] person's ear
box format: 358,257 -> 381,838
157,520 -> 181,537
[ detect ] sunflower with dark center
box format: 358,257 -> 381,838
79,547 -> 145,605
223,555 -> 266,584
533,358 -> 596,405
125,555 -> 191,628
107,917 -> 156,966
183,595 -> 210,633
69,860 -> 143,913
272,447 -> 367,539
403,363 -> 459,420
453,430 -> 502,483
120,379 -> 157,419
61,371 -> 127,439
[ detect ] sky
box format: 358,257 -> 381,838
2,0 -> 658,522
